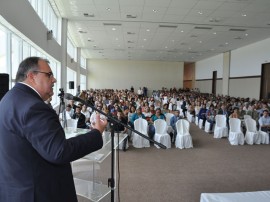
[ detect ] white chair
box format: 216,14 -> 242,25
154,119 -> 171,149
195,116 -> 199,126
228,118 -> 245,145
244,114 -> 252,120
198,119 -> 203,129
165,113 -> 174,134
186,111 -> 194,123
204,121 -> 212,133
132,118 -> 150,148
175,119 -> 193,149
259,128 -> 269,144
65,119 -> 78,133
245,118 -> 260,145
214,115 -> 228,138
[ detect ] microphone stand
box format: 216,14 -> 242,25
64,94 -> 166,202
58,88 -> 67,128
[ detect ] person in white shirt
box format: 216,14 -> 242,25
259,110 -> 270,133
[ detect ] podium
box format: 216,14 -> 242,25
65,129 -> 127,201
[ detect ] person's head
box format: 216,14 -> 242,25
82,104 -> 87,111
136,107 -> 142,115
174,110 -> 180,117
75,106 -> 82,114
66,104 -> 72,111
263,110 -> 269,117
16,57 -> 56,101
155,108 -> 161,115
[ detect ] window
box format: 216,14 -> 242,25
49,59 -> 61,106
11,34 -> 21,80
0,26 -> 7,73
22,41 -> 30,60
80,56 -> 86,69
80,74 -> 86,91
67,38 -> 77,61
28,0 -> 59,42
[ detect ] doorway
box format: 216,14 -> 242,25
260,63 -> 270,100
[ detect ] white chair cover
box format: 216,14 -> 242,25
214,115 -> 228,138
132,118 -> 150,148
228,118 -> 245,145
198,119 -> 203,129
165,113 -> 174,134
195,116 -> 199,126
259,130 -> 269,144
187,111 -> 194,123
65,119 -> 78,133
204,121 -> 212,133
175,119 -> 193,149
244,115 -> 252,120
244,118 -> 260,145
154,119 -> 171,149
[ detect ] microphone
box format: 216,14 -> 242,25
64,93 -> 85,103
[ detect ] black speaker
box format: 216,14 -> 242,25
69,81 -> 74,89
0,74 -> 9,101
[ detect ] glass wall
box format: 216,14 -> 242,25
80,74 -> 86,91
80,56 -> 86,69
28,0 -> 60,42
0,22 -> 61,106
67,37 -> 77,61
0,25 -> 7,73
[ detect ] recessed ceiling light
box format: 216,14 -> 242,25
143,38 -> 147,41
245,33 -> 248,36
241,14 -> 247,17
146,29 -> 150,32
181,30 -> 184,33
225,42 -> 229,45
213,32 -> 217,35
198,11 -> 203,15
106,8 -> 111,11
112,27 -> 116,31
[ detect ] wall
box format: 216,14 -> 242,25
195,54 -> 223,94
88,59 -> 184,93
230,38 -> 270,77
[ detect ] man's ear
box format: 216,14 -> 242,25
25,71 -> 36,84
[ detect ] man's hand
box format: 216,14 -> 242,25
93,114 -> 107,134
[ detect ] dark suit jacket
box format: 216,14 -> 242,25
0,83 -> 103,202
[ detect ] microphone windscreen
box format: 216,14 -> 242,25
64,93 -> 74,100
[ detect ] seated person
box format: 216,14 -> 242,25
258,110 -> 270,133
206,105 -> 216,133
72,105 -> 87,129
148,108 -> 166,139
229,107 -> 240,119
170,110 -> 182,143
197,104 -> 207,128
130,107 -> 146,126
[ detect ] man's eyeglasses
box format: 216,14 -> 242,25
33,71 -> 54,78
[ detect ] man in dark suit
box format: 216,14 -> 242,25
0,57 -> 107,202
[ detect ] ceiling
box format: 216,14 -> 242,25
51,0 -> 270,62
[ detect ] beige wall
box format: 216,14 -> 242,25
88,59 -> 184,93
229,77 -> 261,99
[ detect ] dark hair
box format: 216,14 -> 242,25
15,57 -> 49,82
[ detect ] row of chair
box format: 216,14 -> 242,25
132,118 -> 193,149
193,114 -> 269,145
